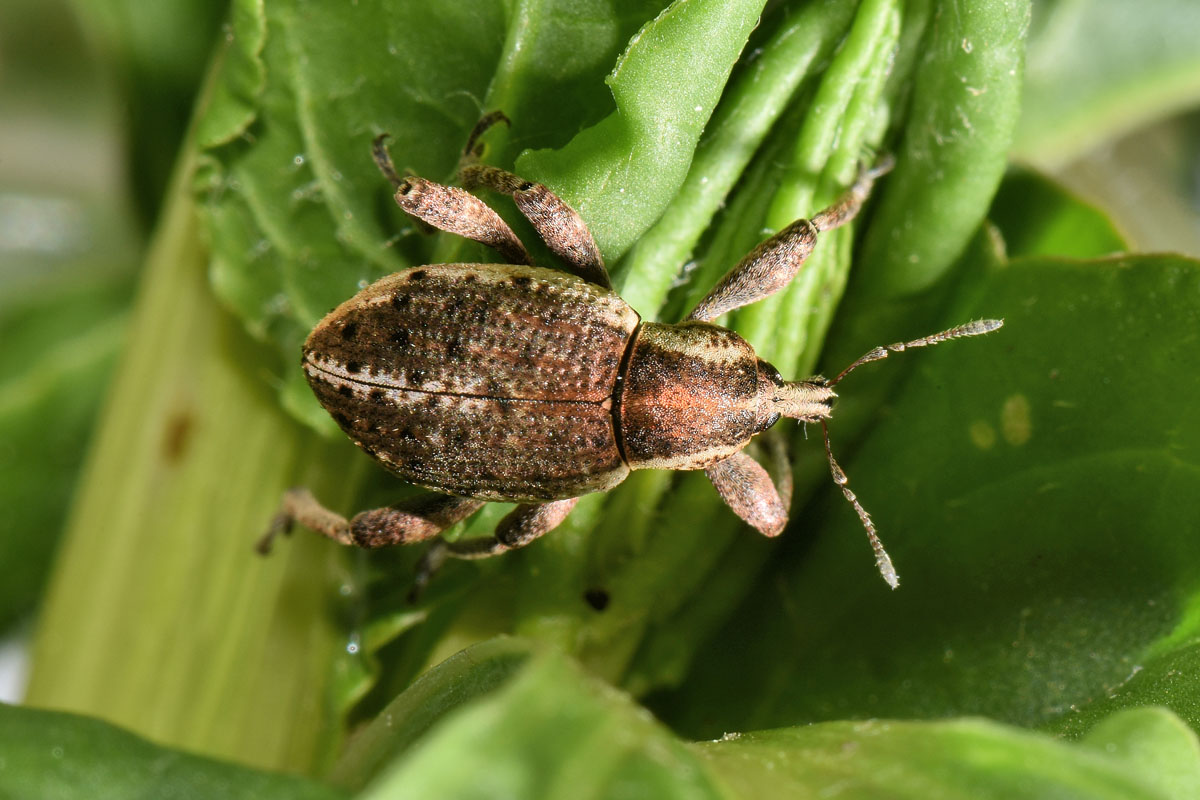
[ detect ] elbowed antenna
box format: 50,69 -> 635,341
819,318 -> 1004,588
829,319 -> 1005,388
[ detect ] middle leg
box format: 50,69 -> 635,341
410,497 -> 580,600
704,451 -> 788,537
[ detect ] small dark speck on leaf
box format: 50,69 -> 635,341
583,588 -> 610,611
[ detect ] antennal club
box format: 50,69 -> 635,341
829,319 -> 1004,388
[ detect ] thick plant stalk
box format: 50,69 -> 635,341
26,151 -> 362,773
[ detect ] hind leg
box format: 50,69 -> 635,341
258,488 -> 484,553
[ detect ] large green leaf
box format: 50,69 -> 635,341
341,639 -> 1200,799
652,249 -> 1200,740
0,703 -> 347,800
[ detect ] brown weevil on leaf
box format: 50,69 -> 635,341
259,112 -> 1002,595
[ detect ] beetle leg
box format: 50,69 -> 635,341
409,498 -> 579,601
704,451 -> 788,537
450,497 -> 580,558
684,156 -> 893,322
372,135 -> 532,265
257,488 -> 483,553
459,164 -> 611,289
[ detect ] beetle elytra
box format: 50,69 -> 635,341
260,113 -> 1002,593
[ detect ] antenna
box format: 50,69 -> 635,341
829,319 -> 1003,388
822,318 -> 1003,587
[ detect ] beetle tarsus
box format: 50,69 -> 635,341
462,110 -> 511,161
371,134 -> 405,190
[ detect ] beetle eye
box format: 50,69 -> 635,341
757,358 -> 784,385
758,411 -> 781,432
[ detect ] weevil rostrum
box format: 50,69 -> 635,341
259,113 -> 1002,593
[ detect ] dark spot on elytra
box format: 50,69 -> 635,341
333,412 -> 351,428
346,360 -> 363,374
511,275 -> 532,288
392,293 -> 410,310
370,389 -> 387,404
463,273 -> 477,282
583,588 -> 610,611
338,384 -> 353,397
390,329 -> 409,347
408,269 -> 428,281
340,322 -> 358,341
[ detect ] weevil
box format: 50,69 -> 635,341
259,112 -> 1002,593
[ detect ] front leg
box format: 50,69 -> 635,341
704,451 -> 788,537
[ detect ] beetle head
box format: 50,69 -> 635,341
755,359 -> 835,429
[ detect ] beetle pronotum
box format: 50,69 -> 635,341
260,112 -> 1001,593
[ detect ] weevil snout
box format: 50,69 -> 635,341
767,377 -> 836,426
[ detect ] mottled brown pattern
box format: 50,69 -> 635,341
307,363 -> 628,502
392,177 -> 530,265
618,322 -> 762,470
687,219 -> 817,323
305,263 -> 638,403
303,263 -> 639,500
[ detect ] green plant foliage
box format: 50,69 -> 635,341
653,248 -> 1200,738
1016,0 -> 1200,165
0,703 -> 348,799
0,278 -> 129,629
333,640 -> 1200,798
16,0 -> 1200,795
857,0 -> 1028,296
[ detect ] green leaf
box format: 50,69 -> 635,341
517,0 -> 768,262
0,280 -> 128,629
329,636 -> 534,792
69,0 -> 229,221
0,703 -> 347,800
1015,0 -> 1200,165
350,641 -> 726,799
340,639 -> 1200,799
652,252 -> 1200,741
989,166 -> 1128,259
857,0 -> 1029,296
696,709 -> 1200,800
1080,708 -> 1200,799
